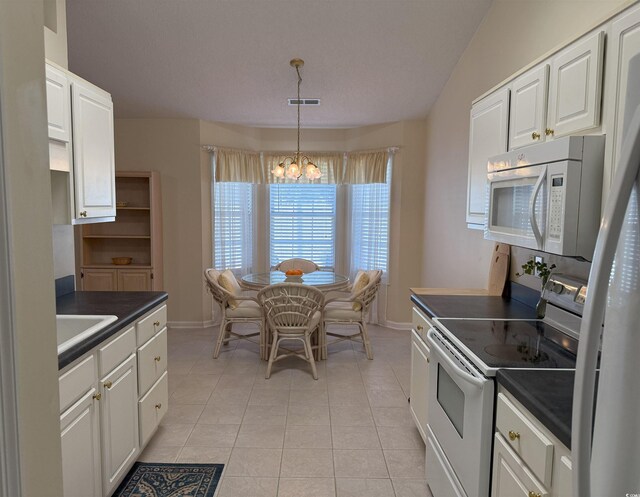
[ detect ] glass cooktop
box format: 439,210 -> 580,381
434,319 -> 578,373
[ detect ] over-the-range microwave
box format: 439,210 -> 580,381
484,135 -> 604,259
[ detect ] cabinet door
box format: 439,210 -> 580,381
467,88 -> 510,226
604,5 -> 640,196
409,330 -> 429,442
100,354 -> 139,496
71,78 -> 116,221
60,388 -> 102,497
138,372 -> 169,447
118,268 -> 152,291
82,268 -> 117,291
509,65 -> 549,150
492,433 -> 548,497
45,64 -> 71,143
547,31 -> 605,138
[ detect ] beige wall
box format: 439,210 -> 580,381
115,119 -> 202,324
421,0 -> 629,289
0,1 -> 64,494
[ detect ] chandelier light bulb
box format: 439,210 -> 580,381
272,163 -> 285,178
286,163 -> 300,179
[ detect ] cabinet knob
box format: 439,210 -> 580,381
79,211 -> 87,217
508,430 -> 520,441
93,393 -> 102,401
426,357 -> 430,363
155,403 -> 162,410
154,320 -> 160,327
416,325 -> 423,331
531,131 -> 541,140
528,492 -> 542,497
104,381 -> 113,389
154,356 -> 161,362
545,128 -> 554,136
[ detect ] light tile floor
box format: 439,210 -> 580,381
139,323 -> 433,497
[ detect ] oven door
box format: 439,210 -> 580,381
426,328 -> 494,497
485,163 -> 548,250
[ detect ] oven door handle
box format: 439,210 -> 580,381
529,165 -> 547,250
426,328 -> 485,389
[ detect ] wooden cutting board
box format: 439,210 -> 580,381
487,243 -> 510,296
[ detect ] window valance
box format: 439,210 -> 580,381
344,150 -> 389,184
213,147 -> 263,183
205,145 -> 397,184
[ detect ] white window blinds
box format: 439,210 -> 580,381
212,181 -> 253,272
269,183 -> 337,270
350,159 -> 392,279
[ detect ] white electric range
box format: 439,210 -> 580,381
423,275 -> 587,497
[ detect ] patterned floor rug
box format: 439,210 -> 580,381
113,462 -> 224,497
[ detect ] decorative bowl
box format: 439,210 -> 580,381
112,257 -> 133,265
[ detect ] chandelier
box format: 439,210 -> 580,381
271,59 -> 322,181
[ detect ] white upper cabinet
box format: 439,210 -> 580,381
509,64 -> 549,150
604,4 -> 640,196
547,31 -> 605,138
45,64 -> 71,143
46,61 -> 116,224
71,77 -> 116,221
467,87 -> 510,226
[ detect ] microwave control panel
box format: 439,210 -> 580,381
549,174 -> 564,240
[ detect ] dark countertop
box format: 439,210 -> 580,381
57,291 -> 168,370
496,369 -> 575,448
410,293 -> 538,320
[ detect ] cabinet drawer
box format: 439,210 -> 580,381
496,393 -> 554,487
137,305 -> 167,346
59,354 -> 97,413
492,432 -> 549,497
98,326 -> 135,377
138,328 -> 167,396
412,307 -> 432,342
138,371 -> 168,447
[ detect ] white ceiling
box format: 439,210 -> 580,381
66,0 -> 493,128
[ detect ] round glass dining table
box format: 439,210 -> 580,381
241,271 -> 349,292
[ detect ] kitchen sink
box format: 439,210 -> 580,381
57,314 -> 118,354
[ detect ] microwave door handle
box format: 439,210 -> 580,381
425,328 -> 485,389
529,165 -> 547,250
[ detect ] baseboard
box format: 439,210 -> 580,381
167,320 -> 216,329
382,320 -> 412,330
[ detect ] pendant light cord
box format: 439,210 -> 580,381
296,65 -> 302,163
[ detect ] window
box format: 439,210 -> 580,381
269,183 -> 337,270
350,160 -> 391,277
212,181 -> 253,272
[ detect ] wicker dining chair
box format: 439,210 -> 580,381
204,268 -> 266,359
258,283 -> 325,380
274,258 -> 320,274
322,269 -> 382,360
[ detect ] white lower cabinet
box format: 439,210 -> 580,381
492,388 -> 572,497
60,388 -> 102,497
139,372 -> 169,446
58,302 -> 168,497
100,354 -> 139,496
410,307 -> 431,442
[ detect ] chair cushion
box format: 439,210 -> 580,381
218,270 -> 242,309
226,300 -> 263,318
351,271 -> 370,311
324,302 -> 361,321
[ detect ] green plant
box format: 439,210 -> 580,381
516,258 -> 556,286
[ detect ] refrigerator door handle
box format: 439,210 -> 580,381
529,165 -> 547,250
572,104 -> 640,497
